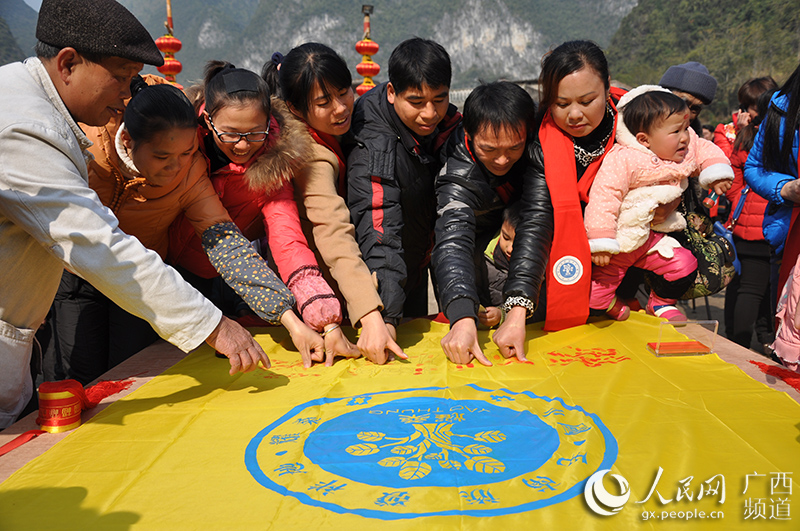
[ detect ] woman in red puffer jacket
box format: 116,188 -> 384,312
169,62 -> 359,363
723,77 -> 778,352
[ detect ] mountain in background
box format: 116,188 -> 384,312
0,16 -> 25,65
116,0 -> 637,87
0,0 -> 637,88
0,0 -> 37,58
4,0 -> 798,125
607,0 -> 800,124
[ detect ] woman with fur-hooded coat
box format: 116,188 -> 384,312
584,85 -> 733,319
168,95 -> 343,336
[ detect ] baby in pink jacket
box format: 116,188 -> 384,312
585,86 -> 733,321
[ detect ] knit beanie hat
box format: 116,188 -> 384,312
36,0 -> 164,66
659,62 -> 716,105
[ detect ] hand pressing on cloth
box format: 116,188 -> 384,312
205,316 -> 271,374
441,317 -> 493,367
355,312 -> 407,365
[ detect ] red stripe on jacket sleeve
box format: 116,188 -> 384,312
371,176 -> 384,234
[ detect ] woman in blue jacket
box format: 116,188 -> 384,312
744,63 -> 800,311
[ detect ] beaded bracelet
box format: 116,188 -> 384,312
320,323 -> 341,338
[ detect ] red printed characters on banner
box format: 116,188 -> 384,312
502,358 -> 535,366
264,358 -> 322,378
548,346 -> 630,367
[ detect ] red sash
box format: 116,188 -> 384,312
540,94 -> 620,331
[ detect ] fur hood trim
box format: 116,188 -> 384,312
616,183 -> 687,253
614,84 -> 674,153
245,98 -> 316,195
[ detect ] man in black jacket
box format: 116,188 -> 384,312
347,38 -> 460,342
433,82 -> 553,365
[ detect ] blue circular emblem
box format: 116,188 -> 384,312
305,397 -> 560,488
246,385 -> 617,519
553,255 -> 583,286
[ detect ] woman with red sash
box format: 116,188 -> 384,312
269,43 -> 405,365
494,41 -> 627,358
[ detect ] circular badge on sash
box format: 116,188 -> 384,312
553,256 -> 583,286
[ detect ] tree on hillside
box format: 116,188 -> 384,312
606,0 -> 800,124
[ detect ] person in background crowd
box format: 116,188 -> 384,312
702,124 -> 715,141
271,42 -> 405,364
659,61 -> 720,211
346,38 -> 461,337
432,81 -> 550,366
714,77 -> 778,159
169,62 -> 357,365
483,202 -> 525,327
660,61 -> 717,137
722,79 -> 779,353
0,0 -> 268,429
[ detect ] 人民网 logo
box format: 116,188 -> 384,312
584,469 -> 631,516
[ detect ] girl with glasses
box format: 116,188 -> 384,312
265,43 -> 405,365
169,62 -> 358,366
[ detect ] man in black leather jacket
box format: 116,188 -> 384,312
433,82 -> 554,365
347,38 -> 460,339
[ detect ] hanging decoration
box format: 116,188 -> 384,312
155,0 -> 183,86
355,5 -> 380,96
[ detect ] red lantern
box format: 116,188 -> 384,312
155,34 -> 183,54
356,79 -> 376,96
355,39 -> 379,57
158,57 -> 183,77
356,60 -> 381,78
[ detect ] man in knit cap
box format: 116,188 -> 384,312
659,61 -> 718,136
0,0 -> 270,429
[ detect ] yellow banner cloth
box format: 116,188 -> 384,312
0,314 -> 797,530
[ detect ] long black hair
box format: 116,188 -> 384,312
124,76 -> 196,144
762,63 -> 800,173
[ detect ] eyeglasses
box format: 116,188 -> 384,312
207,115 -> 269,143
